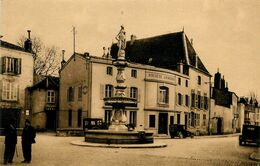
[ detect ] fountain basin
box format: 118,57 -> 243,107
85,130 -> 154,144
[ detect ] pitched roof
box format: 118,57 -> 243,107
0,40 -> 30,53
30,76 -> 59,90
110,31 -> 209,75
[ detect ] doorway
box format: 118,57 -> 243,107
158,113 -> 168,134
217,118 -> 222,135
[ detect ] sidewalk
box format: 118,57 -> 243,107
249,148 -> 260,162
154,133 -> 241,139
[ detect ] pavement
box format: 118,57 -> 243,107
71,140 -> 167,148
249,148 -> 260,162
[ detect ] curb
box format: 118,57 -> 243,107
70,140 -> 167,148
249,152 -> 260,162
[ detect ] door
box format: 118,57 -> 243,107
158,113 -> 168,134
46,110 -> 56,130
217,118 -> 222,135
185,114 -> 188,130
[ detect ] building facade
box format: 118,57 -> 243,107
28,76 -> 59,130
0,37 -> 34,129
210,71 -> 239,134
58,31 -> 211,136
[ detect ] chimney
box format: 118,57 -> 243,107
214,70 -> 221,89
61,50 -> 66,67
102,47 -> 106,58
107,47 -> 112,59
225,82 -> 229,91
221,75 -> 225,90
83,52 -> 89,57
130,34 -> 137,45
24,30 -> 32,52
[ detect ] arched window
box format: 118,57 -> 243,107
105,84 -> 113,98
130,87 -> 138,99
159,86 -> 169,104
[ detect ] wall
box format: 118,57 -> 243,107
0,47 -> 34,127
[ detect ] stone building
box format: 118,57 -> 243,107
210,71 -> 239,134
239,97 -> 259,126
27,76 -> 59,130
0,33 -> 34,129
58,31 -> 211,136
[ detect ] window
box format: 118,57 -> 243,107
1,56 -> 21,75
67,87 -> 74,102
191,92 -> 195,108
191,112 -> 195,127
131,69 -> 137,78
78,86 -> 82,101
104,110 -> 112,125
2,81 -> 18,101
203,114 -> 206,126
185,80 -> 188,87
185,95 -> 189,107
130,87 -> 138,99
196,114 -> 200,126
159,86 -> 169,104
77,109 -> 82,127
149,115 -> 155,128
170,116 -> 174,125
178,78 -> 181,85
177,114 -> 181,124
197,93 -> 201,109
129,111 -> 137,127
178,93 -> 182,105
68,110 -> 72,127
198,76 -> 201,85
204,96 -> 208,110
105,84 -> 113,98
47,90 -> 55,103
106,66 -> 113,75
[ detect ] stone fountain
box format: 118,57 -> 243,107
84,26 -> 154,144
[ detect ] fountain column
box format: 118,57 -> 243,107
108,25 -> 134,131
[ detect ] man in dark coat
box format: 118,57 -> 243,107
3,119 -> 17,165
21,119 -> 36,164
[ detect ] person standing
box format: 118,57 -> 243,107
3,119 -> 17,165
21,119 -> 36,164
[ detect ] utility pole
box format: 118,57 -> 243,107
72,26 -> 76,61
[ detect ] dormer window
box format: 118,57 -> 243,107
131,69 -> 137,78
106,66 -> 113,75
198,76 -> 201,85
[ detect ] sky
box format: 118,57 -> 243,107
1,0 -> 260,100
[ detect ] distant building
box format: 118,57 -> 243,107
58,31 -> 211,136
210,71 -> 239,134
27,76 -> 59,130
239,97 -> 259,126
0,32 -> 34,129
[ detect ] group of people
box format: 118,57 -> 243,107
3,119 -> 36,165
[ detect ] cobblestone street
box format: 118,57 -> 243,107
0,133 -> 259,166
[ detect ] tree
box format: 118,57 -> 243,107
17,36 -> 60,76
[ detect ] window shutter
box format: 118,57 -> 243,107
14,83 -> 18,101
195,94 -> 198,108
138,88 -> 140,103
17,58 -> 22,74
201,96 -> 204,110
0,57 -> 2,74
2,81 -> 6,100
2,57 -> 6,73
175,92 -> 178,105
0,80 -> 2,100
100,84 -> 104,99
126,87 -> 130,98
